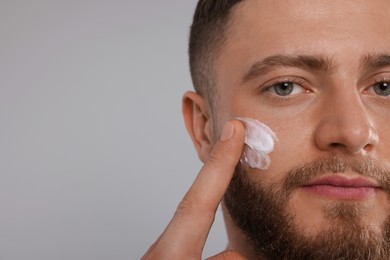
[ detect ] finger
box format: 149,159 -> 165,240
144,120 -> 245,259
173,120 -> 245,247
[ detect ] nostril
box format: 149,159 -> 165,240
363,144 -> 374,153
329,142 -> 374,155
330,143 -> 344,148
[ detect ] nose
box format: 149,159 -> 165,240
314,91 -> 378,156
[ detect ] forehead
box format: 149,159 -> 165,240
228,0 -> 390,45
215,0 -> 390,87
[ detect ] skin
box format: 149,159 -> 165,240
143,0 -> 390,259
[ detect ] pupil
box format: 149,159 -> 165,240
275,82 -> 293,96
374,82 -> 390,96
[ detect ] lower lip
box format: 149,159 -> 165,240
301,185 -> 378,200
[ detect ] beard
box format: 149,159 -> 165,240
223,156 -> 390,259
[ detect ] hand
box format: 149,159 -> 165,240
142,120 -> 246,260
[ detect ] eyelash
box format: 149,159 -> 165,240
264,78 -> 305,89
261,78 -> 308,98
373,77 -> 390,84
372,78 -> 390,86
263,77 -> 390,94
365,77 -> 390,95
257,75 -> 390,105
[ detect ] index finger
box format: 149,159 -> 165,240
147,120 -> 245,258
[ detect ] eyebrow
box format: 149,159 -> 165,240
242,55 -> 336,83
360,54 -> 390,73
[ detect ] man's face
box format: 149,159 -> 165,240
212,0 -> 390,258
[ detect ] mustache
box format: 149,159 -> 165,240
282,156 -> 390,195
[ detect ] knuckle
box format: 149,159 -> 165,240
176,190 -> 202,217
207,141 -> 239,168
207,147 -> 236,173
207,147 -> 225,165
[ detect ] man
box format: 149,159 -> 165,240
143,0 -> 390,259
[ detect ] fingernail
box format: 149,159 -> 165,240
220,121 -> 235,141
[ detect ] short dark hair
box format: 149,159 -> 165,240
189,0 -> 244,104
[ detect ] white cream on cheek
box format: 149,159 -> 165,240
236,117 -> 278,170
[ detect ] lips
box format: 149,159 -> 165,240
301,175 -> 381,200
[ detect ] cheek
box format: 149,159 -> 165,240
370,115 -> 390,160
218,89 -> 317,180
274,122 -> 314,160
223,114 -> 315,186
258,120 -> 314,183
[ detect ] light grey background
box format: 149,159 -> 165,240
0,1 -> 227,259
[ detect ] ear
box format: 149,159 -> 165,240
182,91 -> 214,163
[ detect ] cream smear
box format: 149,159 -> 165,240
236,117 -> 277,170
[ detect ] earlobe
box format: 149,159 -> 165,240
182,91 -> 213,163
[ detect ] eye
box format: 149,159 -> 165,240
268,82 -> 305,96
372,81 -> 390,96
